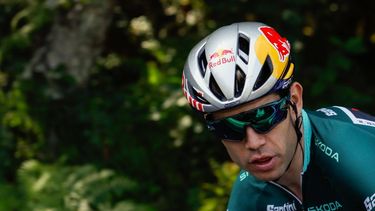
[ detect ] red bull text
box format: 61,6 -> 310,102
208,48 -> 235,69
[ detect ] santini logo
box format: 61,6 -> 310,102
267,202 -> 297,211
239,171 -> 249,181
364,193 -> 375,211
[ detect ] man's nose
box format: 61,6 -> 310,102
244,126 -> 266,150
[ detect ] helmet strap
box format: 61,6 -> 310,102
274,102 -> 304,182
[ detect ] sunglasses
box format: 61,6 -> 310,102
205,95 -> 290,141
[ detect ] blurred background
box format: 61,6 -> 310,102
0,0 -> 374,210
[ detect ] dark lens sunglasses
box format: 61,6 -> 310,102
205,95 -> 290,141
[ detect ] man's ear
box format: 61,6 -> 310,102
289,82 -> 303,114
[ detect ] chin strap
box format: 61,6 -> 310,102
274,102 -> 303,182
291,102 -> 303,142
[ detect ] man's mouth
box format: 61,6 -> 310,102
250,156 -> 275,171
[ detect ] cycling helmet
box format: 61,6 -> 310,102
182,22 -> 294,113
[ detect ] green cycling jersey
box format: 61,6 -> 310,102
227,106 -> 375,211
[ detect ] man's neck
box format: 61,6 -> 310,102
276,138 -> 304,201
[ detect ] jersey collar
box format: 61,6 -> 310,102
302,109 -> 312,173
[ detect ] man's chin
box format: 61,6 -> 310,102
247,169 -> 282,182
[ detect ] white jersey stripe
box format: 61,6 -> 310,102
334,106 -> 375,128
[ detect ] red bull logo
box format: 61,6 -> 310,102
208,48 -> 235,69
259,26 -> 290,62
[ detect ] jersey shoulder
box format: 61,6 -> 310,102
227,170 -> 265,210
306,105 -> 375,154
306,106 -> 375,198
227,170 -> 302,211
307,106 -> 375,130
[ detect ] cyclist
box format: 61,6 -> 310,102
181,22 -> 375,210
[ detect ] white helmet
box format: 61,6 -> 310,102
182,22 -> 294,113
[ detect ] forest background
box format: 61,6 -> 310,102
0,0 -> 374,210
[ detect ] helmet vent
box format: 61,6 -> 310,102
253,55 -> 273,91
238,34 -> 250,64
198,50 -> 208,77
192,87 -> 209,104
209,74 -> 226,101
234,65 -> 246,97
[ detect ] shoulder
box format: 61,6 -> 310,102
306,106 -> 375,198
307,106 -> 375,127
306,106 -> 375,137
306,106 -> 375,156
227,170 -> 301,211
227,170 -> 265,210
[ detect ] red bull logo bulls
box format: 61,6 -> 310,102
208,48 -> 235,69
259,26 -> 290,62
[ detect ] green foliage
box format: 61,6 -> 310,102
198,161 -> 239,211
0,0 -> 53,70
0,182 -> 22,210
16,160 -> 155,211
0,81 -> 44,181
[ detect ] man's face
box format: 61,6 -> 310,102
211,93 -> 299,181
